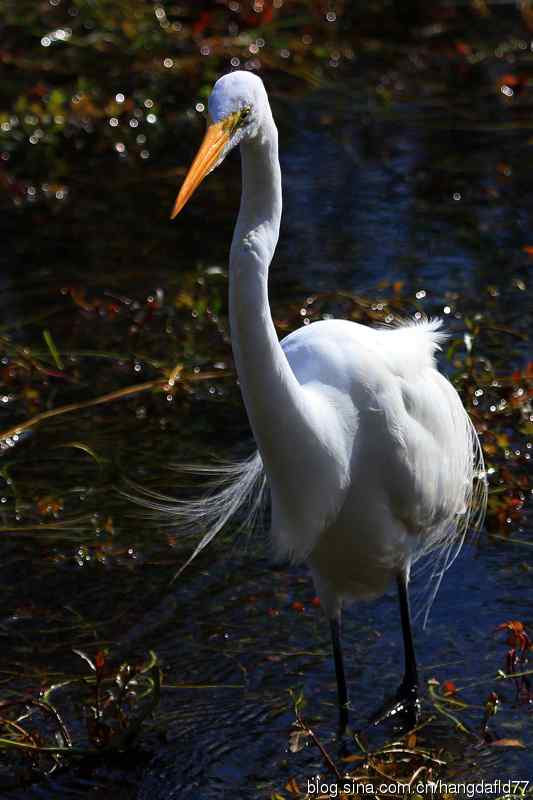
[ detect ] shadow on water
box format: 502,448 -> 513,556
0,6 -> 532,797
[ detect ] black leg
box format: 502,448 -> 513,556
395,571 -> 420,727
397,571 -> 418,690
330,615 -> 349,735
366,571 -> 420,730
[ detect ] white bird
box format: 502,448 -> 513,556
168,71 -> 487,733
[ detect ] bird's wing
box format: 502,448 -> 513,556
277,318 -> 480,563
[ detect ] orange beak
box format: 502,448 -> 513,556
171,118 -> 235,219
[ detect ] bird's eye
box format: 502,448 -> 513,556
239,107 -> 251,124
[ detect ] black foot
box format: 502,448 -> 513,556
366,681 -> 420,731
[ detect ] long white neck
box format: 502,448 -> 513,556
228,113 -> 304,476
227,108 -> 354,550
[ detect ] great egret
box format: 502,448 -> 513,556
169,71 -> 487,733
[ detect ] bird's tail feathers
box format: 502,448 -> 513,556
124,451 -> 267,580
414,409 -> 487,627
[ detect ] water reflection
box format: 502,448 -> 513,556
281,91 -> 531,315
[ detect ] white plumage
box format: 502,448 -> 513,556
163,71 -> 487,732
276,318 -> 483,617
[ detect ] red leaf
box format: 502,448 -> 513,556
501,73 -> 521,87
490,738 -> 525,748
455,41 -> 472,56
442,680 -> 458,696
193,11 -> 211,36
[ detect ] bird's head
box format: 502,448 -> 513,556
171,71 -> 268,219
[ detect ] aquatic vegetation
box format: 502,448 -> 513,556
0,276 -> 529,790
0,650 -> 159,790
279,620 -> 532,800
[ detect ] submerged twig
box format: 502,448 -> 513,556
0,380 -> 165,443
427,682 -> 477,738
0,368 -> 231,444
290,693 -> 343,782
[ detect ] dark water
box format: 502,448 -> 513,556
1,66 -> 532,799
